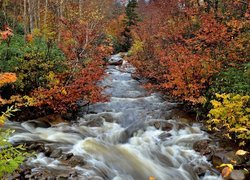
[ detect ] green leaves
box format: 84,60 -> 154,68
0,129 -> 28,178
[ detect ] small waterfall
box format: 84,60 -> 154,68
5,54 -> 221,180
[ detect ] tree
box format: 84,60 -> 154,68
121,0 -> 139,51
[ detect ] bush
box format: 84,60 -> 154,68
208,63 -> 250,97
0,34 -> 66,95
207,93 -> 250,146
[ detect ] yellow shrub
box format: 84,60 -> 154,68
207,93 -> 250,146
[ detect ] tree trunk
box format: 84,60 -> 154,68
28,0 -> 34,33
44,0 -> 48,26
23,0 -> 27,35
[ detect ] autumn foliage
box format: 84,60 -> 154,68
128,0 -> 250,103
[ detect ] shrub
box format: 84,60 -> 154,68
207,93 -> 250,146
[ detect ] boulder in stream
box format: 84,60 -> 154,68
108,55 -> 123,65
50,149 -> 63,158
68,155 -> 86,167
193,139 -> 213,156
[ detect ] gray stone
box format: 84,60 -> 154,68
229,170 -> 245,180
50,149 -> 63,158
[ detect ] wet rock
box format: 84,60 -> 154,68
156,122 -> 173,131
108,56 -> 123,65
57,175 -> 69,180
193,139 -> 213,156
68,155 -> 86,167
86,118 -> 104,127
212,151 -> 226,167
26,120 -> 51,128
61,153 -> 74,161
37,114 -> 68,126
44,146 -> 53,157
176,123 -> 188,130
50,149 -> 63,158
158,132 -> 172,141
229,170 -> 245,180
193,165 -> 209,176
212,151 -> 246,167
28,143 -> 45,152
100,113 -> 116,123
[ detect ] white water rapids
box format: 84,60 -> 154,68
5,54 -> 221,180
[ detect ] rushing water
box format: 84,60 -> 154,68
5,54 -> 221,180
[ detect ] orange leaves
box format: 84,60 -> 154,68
25,34 -> 33,43
221,166 -> 233,178
0,26 -> 13,41
0,73 -> 17,87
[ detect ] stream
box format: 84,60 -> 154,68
5,54 -> 221,180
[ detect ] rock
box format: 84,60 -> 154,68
50,149 -> 63,158
37,114 -> 68,126
26,120 -> 51,128
193,165 -> 209,176
158,132 -> 172,140
86,117 -> 104,127
212,152 -> 226,167
44,146 -> 53,157
57,175 -> 69,180
28,143 -> 45,152
100,113 -> 116,123
193,140 -> 213,156
108,55 -> 123,65
212,151 -> 246,168
68,155 -> 86,167
229,170 -> 245,180
154,121 -> 173,131
61,153 -> 74,161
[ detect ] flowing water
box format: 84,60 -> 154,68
5,54 -> 221,180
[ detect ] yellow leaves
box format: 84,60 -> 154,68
61,88 -> 67,95
229,127 -> 249,132
129,40 -> 144,56
207,93 -> 250,146
46,71 -> 60,86
0,73 -> 17,87
149,176 -> 155,180
0,106 -> 19,127
235,150 -> 248,156
210,100 -> 221,108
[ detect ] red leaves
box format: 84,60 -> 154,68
32,17 -> 112,113
32,59 -> 107,113
0,26 -> 13,41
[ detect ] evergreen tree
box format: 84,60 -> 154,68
121,0 -> 139,51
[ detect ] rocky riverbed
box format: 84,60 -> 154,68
4,54 -> 249,180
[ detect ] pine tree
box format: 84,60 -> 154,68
121,0 -> 139,51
